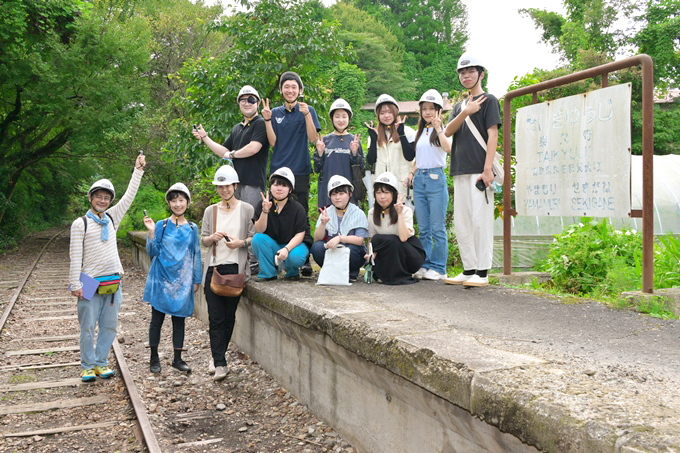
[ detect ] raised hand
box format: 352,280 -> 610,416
464,95 -> 487,115
261,99 -> 272,120
143,216 -> 155,232
298,101 -> 309,116
135,153 -> 146,170
319,206 -> 330,225
431,110 -> 442,131
316,136 -> 326,155
396,115 -> 407,126
394,193 -> 405,215
191,124 -> 206,141
364,120 -> 377,134
350,134 -> 360,154
260,191 -> 272,213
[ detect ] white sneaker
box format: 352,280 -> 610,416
463,275 -> 489,287
444,272 -> 472,285
423,269 -> 445,281
213,365 -> 229,381
413,268 -> 427,279
208,358 -> 215,374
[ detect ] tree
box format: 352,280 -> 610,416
166,0 -> 347,177
353,0 -> 468,68
0,0 -> 152,227
634,0 -> 680,89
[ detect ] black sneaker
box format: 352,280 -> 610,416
301,263 -> 313,277
255,276 -> 277,282
171,359 -> 191,373
284,274 -> 300,281
150,356 -> 161,374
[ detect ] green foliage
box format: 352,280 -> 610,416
419,46 -> 464,95
116,183 -> 169,239
634,0 -> 680,89
167,0 -> 346,179
543,218 -> 642,294
331,62 -> 367,123
654,234 -> 680,289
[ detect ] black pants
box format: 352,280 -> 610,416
204,264 -> 240,367
293,174 -> 310,214
372,234 -> 425,285
149,307 -> 185,349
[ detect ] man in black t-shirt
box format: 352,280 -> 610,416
443,52 -> 501,288
193,85 -> 270,209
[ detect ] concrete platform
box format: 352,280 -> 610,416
128,232 -> 680,452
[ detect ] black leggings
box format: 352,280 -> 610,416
149,307 -> 186,349
204,264 -> 241,367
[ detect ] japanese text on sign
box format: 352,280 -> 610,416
515,84 -> 631,217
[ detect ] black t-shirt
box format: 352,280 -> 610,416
253,197 -> 313,247
223,116 -> 270,188
449,93 -> 501,176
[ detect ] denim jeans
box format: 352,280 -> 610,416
251,233 -> 309,278
413,167 -> 449,274
77,285 -> 122,369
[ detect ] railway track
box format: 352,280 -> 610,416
0,229 -> 160,452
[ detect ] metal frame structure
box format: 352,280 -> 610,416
501,55 -> 655,292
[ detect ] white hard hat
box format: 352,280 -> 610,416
270,167 -> 295,189
419,89 -> 444,109
327,175 -> 353,197
457,52 -> 485,72
237,85 -> 260,102
165,182 -> 191,204
373,172 -> 399,192
329,98 -> 353,119
212,165 -> 239,185
88,179 -> 115,201
374,94 -> 399,114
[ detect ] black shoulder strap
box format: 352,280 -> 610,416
160,218 -> 169,242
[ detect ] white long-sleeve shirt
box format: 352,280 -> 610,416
68,168 -> 143,291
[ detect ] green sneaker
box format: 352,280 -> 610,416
94,365 -> 114,379
81,368 -> 96,382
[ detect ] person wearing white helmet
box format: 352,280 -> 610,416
68,153 -> 146,382
365,94 -> 416,198
366,172 -> 425,285
314,98 -> 364,208
443,51 -> 501,287
405,89 -> 452,281
251,167 -> 313,281
142,183 -> 201,374
199,165 -> 256,381
192,84 -> 270,212
311,175 -> 368,282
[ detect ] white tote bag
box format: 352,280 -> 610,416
316,245 -> 351,286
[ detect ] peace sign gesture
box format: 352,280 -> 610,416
396,115 -> 407,126
319,206 -> 330,225
431,110 -> 442,131
350,134 -> 360,154
316,136 -> 326,156
463,95 -> 487,116
261,98 -> 272,120
394,193 -> 405,215
260,191 -> 272,214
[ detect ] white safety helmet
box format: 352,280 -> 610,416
374,94 -> 399,114
419,89 -> 444,109
373,172 -> 399,192
327,175 -> 353,197
457,52 -> 485,72
88,179 -> 115,201
212,165 -> 240,185
329,98 -> 353,119
270,167 -> 295,189
237,85 -> 260,102
165,182 -> 191,204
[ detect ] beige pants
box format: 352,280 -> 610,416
453,174 -> 494,271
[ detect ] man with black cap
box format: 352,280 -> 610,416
261,71 -> 320,275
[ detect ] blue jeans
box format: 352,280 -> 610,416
310,240 -> 366,280
77,285 -> 122,370
413,168 -> 449,274
251,233 -> 309,278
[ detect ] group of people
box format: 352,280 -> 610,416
68,52 -> 500,383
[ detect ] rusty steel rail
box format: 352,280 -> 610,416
0,229 -> 161,451
502,54 -> 655,292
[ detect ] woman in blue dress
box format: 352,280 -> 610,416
143,183 -> 202,374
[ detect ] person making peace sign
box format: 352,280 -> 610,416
407,89 -> 452,281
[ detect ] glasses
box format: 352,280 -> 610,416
239,96 -> 258,105
93,194 -> 111,201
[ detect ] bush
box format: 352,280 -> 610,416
116,183 -> 169,239
543,218 -> 642,294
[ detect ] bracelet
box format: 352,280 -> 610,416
200,135 -> 207,140
262,210 -> 270,214
264,118 -> 271,122
303,112 -> 309,117
242,239 -> 249,249
284,246 -> 290,252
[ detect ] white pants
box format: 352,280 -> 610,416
453,174 -> 494,271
